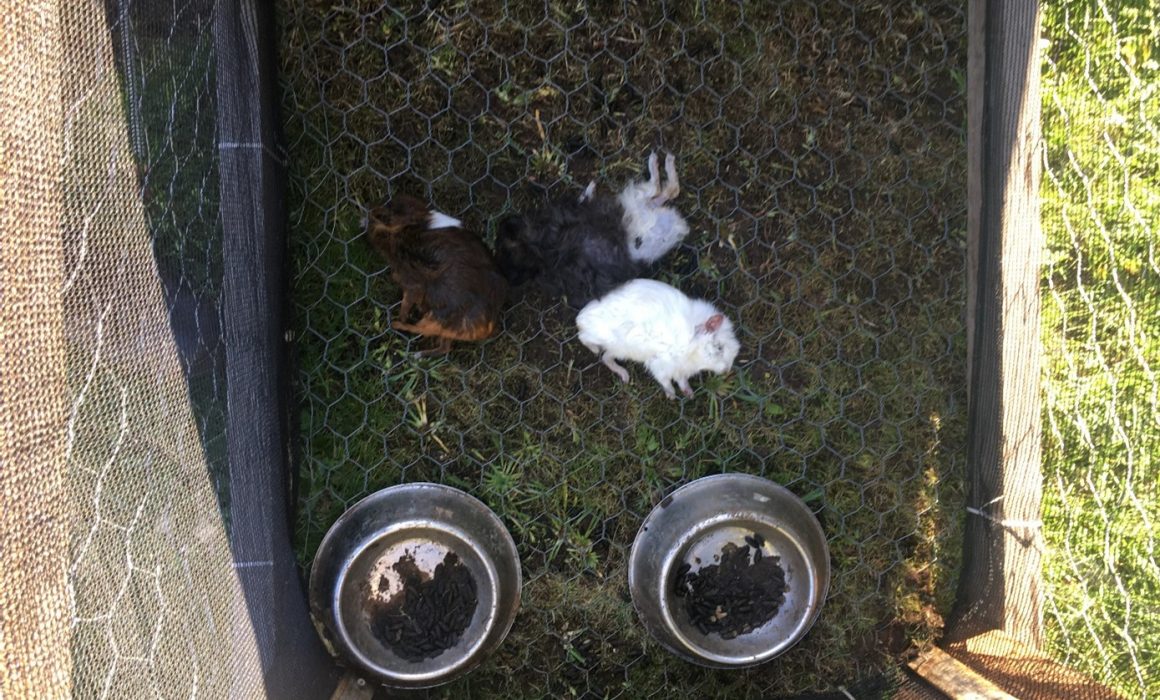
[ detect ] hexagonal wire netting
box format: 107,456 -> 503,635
279,1 -> 968,696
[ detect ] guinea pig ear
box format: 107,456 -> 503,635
696,314 -> 724,335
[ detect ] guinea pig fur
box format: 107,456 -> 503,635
495,193 -> 641,308
365,194 -> 507,356
495,152 -> 690,308
619,152 -> 690,264
575,279 -> 740,399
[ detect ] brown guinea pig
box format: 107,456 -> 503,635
365,195 -> 507,356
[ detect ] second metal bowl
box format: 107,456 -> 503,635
628,473 -> 830,668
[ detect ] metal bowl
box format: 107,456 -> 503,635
309,483 -> 521,688
628,474 -> 830,668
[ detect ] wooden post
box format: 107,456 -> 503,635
951,0 -> 1045,650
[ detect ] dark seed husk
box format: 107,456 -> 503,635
676,535 -> 789,640
369,550 -> 479,662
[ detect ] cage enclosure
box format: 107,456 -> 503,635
281,2 -> 967,696
0,0 -> 1151,699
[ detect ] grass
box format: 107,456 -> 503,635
1040,1 -> 1160,696
278,1 -> 968,696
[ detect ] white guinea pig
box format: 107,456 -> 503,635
576,279 -> 740,399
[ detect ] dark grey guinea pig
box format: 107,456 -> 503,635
495,192 -> 641,308
495,152 -> 690,309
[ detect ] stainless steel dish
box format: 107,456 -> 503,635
628,473 -> 830,668
309,483 -> 521,688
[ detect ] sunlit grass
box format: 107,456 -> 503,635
1040,1 -> 1160,696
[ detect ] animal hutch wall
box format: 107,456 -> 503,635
1,0 -> 1153,698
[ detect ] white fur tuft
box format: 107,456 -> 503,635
619,186 -> 689,263
579,180 -> 597,203
428,211 -> 463,230
618,154 -> 690,263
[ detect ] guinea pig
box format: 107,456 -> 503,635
494,152 -> 690,308
365,195 -> 507,356
575,279 -> 740,399
494,192 -> 640,308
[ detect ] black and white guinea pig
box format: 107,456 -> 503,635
494,152 -> 690,308
617,152 -> 690,264
576,279 -> 740,399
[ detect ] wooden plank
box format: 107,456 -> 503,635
909,646 -> 1018,700
946,631 -> 1127,699
964,630 -> 1124,691
330,672 -> 375,700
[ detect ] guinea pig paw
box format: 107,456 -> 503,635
579,180 -> 596,203
602,357 -> 631,384
415,341 -> 452,358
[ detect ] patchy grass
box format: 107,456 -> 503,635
279,1 -> 967,696
1040,1 -> 1160,696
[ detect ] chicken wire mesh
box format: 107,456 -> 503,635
40,0 -> 333,696
60,0 -> 244,696
279,1 -> 968,696
1040,0 -> 1159,697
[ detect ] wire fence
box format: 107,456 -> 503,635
1040,1 -> 1159,697
58,0 -> 252,696
280,1 -> 968,696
